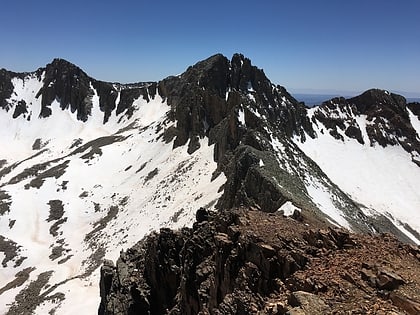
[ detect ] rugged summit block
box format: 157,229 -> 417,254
158,53 -> 313,155
36,58 -> 93,120
0,58 -> 158,124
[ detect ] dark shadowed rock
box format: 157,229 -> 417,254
36,58 -> 93,120
12,100 -> 28,118
158,53 -> 314,156
0,69 -> 20,110
195,207 -> 208,223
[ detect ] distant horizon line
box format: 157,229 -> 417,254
289,88 -> 420,99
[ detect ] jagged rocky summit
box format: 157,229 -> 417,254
0,53 -> 419,314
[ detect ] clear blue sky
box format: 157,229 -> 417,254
1,0 -> 419,95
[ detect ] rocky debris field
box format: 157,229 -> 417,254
98,208 -> 420,314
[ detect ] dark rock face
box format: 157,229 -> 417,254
98,209 -> 307,314
12,100 -> 28,119
98,208 -> 420,315
0,69 -> 17,110
408,102 -> 420,118
99,228 -> 188,314
158,54 -> 231,153
159,53 -> 313,156
155,54 -> 324,218
218,145 -> 288,213
36,58 -> 93,120
36,59 -> 157,123
116,82 -> 158,118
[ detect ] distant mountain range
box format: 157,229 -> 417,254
293,93 -> 420,107
0,54 -> 419,314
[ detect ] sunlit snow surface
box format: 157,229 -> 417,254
295,107 -> 420,244
278,201 -> 301,217
0,75 -> 225,314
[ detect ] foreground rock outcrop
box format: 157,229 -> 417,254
98,208 -> 420,314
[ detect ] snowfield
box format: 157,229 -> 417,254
295,109 -> 420,244
0,74 -> 225,314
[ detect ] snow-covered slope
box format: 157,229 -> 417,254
0,72 -> 225,314
294,95 -> 420,244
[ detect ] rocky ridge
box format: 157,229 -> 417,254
0,58 -> 157,123
99,208 -> 420,314
311,89 -> 420,165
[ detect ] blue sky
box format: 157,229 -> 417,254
1,0 -> 419,96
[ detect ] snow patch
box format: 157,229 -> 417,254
238,108 -> 245,125
305,175 -> 351,228
278,201 -> 301,216
354,115 -> 370,145
408,108 -> 420,139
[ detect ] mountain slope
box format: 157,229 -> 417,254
294,91 -> 420,242
0,60 -> 226,314
0,54 -> 419,314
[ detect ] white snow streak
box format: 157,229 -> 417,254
408,109 -> 420,139
278,201 -> 301,217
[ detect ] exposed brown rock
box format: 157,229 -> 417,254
390,292 -> 420,315
288,291 -> 330,314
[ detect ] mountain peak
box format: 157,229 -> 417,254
45,58 -> 90,79
348,88 -> 407,113
50,57 -> 74,65
312,87 -> 420,159
179,53 -> 270,95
